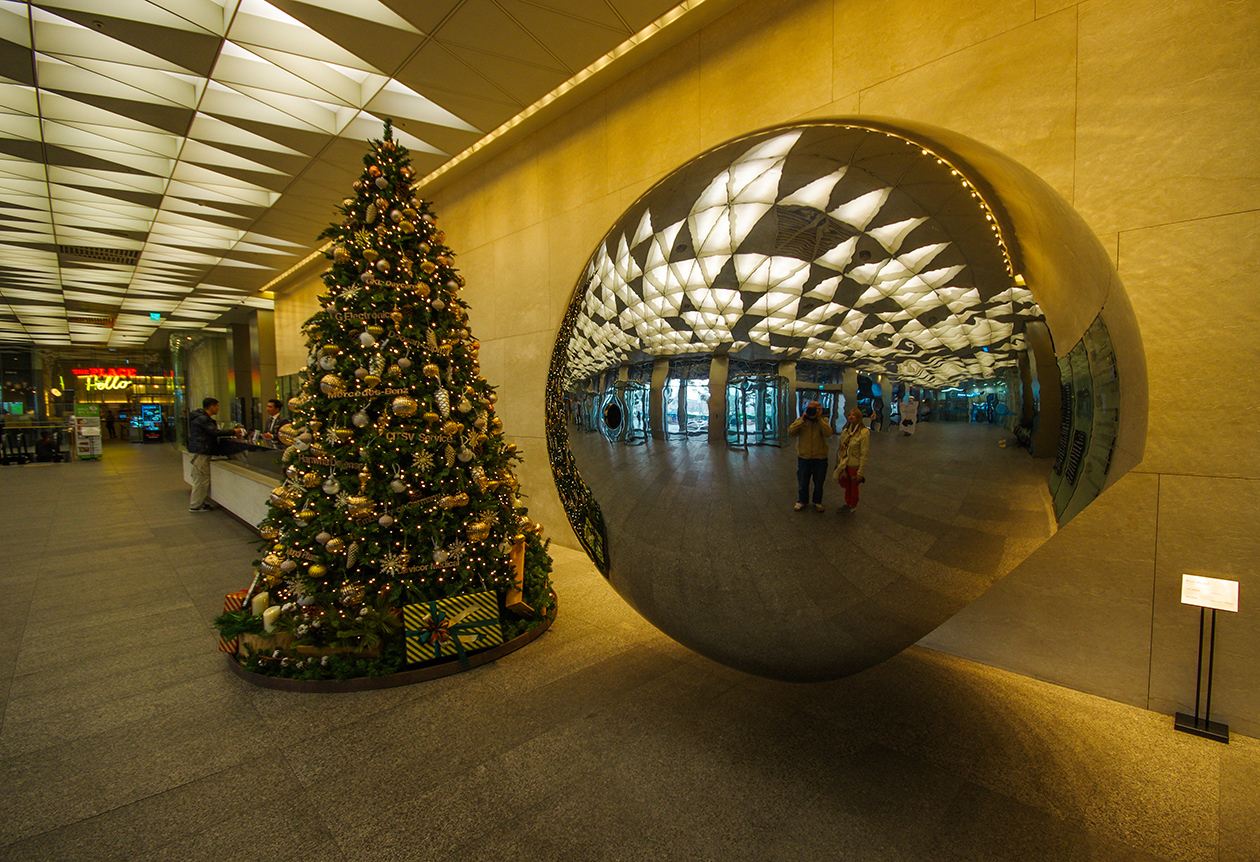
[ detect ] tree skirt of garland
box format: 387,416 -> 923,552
225,597 -> 556,693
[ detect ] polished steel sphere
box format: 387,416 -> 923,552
546,120 -> 1145,681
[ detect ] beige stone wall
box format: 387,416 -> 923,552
273,269 -> 325,376
279,0 -> 1260,732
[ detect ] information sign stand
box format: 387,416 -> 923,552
1174,575 -> 1238,744
72,404 -> 103,461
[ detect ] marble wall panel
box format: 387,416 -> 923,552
491,223 -> 551,339
1147,475 -> 1260,739
603,33 -> 702,195
1118,211 -> 1260,480
859,8 -> 1078,202
1075,0 -> 1260,235
920,470 -> 1158,708
833,0 -> 1034,95
698,0 -> 834,149
273,272 -> 324,375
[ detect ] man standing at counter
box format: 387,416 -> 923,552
262,399 -> 284,439
188,397 -> 242,512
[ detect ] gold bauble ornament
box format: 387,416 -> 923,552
391,395 -> 419,418
308,564 -> 327,578
319,374 -> 346,396
442,420 -> 463,437
422,363 -> 440,379
260,525 -> 280,540
279,424 -> 298,445
285,464 -> 300,480
420,261 -> 437,275
333,246 -> 351,264
387,364 -> 402,377
325,537 -> 345,553
367,324 -> 385,337
363,375 -> 381,389
362,249 -> 379,261
423,411 -> 441,424
302,472 -> 321,488
390,309 -> 403,326
286,396 -> 304,412
467,521 -> 491,542
269,487 -> 297,510
333,427 -> 354,441
339,581 -> 366,607
439,492 -> 470,509
416,283 -> 431,298
490,417 -> 503,434
296,509 -> 317,523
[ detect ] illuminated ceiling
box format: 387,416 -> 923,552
567,126 -> 1044,388
0,0 -> 698,348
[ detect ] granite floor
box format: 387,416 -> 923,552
0,443 -> 1256,862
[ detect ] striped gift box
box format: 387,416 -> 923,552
218,588 -> 250,654
404,591 -> 503,666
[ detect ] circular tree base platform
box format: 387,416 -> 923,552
225,604 -> 556,693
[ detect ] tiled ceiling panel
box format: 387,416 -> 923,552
0,0 -> 702,348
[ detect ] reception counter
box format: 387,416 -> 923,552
181,448 -> 282,532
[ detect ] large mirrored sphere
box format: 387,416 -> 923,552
546,121 -> 1144,681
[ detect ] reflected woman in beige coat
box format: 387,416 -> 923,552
834,407 -> 870,514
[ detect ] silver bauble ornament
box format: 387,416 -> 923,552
457,447 -> 474,462
352,411 -> 370,427
359,332 -> 376,347
316,532 -> 331,544
378,514 -> 394,527
390,479 -> 407,493
322,479 -> 340,495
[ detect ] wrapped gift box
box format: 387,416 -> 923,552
404,591 -> 503,666
218,588 -> 250,653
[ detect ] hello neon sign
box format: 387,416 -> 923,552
73,367 -> 137,391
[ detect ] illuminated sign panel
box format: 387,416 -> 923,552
72,367 -> 138,391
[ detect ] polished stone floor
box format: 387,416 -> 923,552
0,443 -> 1256,862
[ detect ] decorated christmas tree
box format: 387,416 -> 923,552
216,122 -> 555,680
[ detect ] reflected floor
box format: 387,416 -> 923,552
568,420 -> 1055,678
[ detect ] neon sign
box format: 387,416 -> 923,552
72,367 -> 137,391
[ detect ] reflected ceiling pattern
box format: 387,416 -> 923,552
0,0 -> 685,347
567,127 -> 1044,388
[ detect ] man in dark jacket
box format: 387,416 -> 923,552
188,397 -> 240,512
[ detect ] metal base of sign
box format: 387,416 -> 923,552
1174,712 -> 1229,744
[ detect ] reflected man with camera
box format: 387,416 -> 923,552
788,400 -> 834,512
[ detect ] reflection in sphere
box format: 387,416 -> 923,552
546,121 -> 1137,681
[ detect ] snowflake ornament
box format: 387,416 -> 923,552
412,450 -> 435,471
379,551 -> 408,577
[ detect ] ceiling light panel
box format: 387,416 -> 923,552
1,0 -> 705,346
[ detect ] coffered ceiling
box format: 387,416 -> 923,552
0,0 -> 707,349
